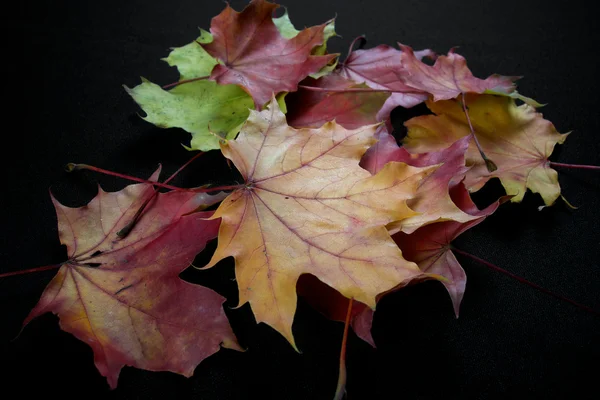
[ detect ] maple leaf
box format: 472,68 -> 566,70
403,93 -> 569,205
24,170 -> 240,388
273,9 -> 338,78
286,74 -> 390,129
273,9 -> 336,56
204,99 -> 436,347
339,44 -> 435,122
394,183 -> 509,316
303,182 -> 508,342
397,44 -> 519,102
361,132 -> 480,234
125,79 -> 254,151
162,29 -> 217,81
298,179 -> 507,342
201,0 -> 336,109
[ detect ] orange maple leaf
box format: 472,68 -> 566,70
204,99 -> 436,347
24,170 -> 240,388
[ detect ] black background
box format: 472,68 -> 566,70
1,0 -> 599,399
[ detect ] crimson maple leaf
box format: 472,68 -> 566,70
202,0 -> 336,108
394,182 -> 509,316
285,74 -> 390,129
398,44 -> 517,101
361,133 -> 479,233
24,170 -> 240,388
339,44 -> 435,122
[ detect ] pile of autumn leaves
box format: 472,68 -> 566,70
25,0 -> 569,390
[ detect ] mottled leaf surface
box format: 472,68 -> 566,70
25,171 -> 239,388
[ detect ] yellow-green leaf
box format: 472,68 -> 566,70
126,79 -> 253,151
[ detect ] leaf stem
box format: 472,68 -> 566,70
162,76 -> 208,90
461,93 -> 497,172
66,163 -> 239,193
298,85 -> 423,95
0,264 -> 61,279
333,298 -> 353,400
66,163 -> 190,191
549,162 -> 600,171
343,35 -> 366,65
165,151 -> 204,184
117,151 -> 207,238
452,247 -> 600,317
193,184 -> 242,193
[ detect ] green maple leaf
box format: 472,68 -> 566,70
162,29 -> 217,81
126,7 -> 335,150
125,79 -> 253,151
127,28 -> 251,151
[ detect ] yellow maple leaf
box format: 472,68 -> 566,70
404,94 -> 569,205
204,99 -> 435,347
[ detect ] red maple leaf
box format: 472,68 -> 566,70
202,0 -> 335,108
24,170 -> 240,388
286,74 -> 390,129
398,44 -> 517,101
339,44 -> 435,122
394,182 -> 509,317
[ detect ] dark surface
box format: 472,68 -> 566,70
1,0 -> 599,399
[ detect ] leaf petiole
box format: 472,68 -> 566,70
298,85 -> 423,95
66,163 -> 189,191
452,246 -> 599,317
549,162 -> 600,171
117,151 -> 206,238
333,297 -> 353,400
460,93 -> 497,172
342,35 -> 366,66
0,264 -> 61,279
66,162 -> 240,194
162,75 -> 209,90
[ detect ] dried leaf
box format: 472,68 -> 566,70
394,183 -> 509,316
286,74 -> 389,129
204,99 -> 435,347
404,94 -> 569,205
273,9 -> 336,56
202,0 -> 336,108
398,44 -> 517,102
25,170 -> 239,388
339,44 -> 435,121
362,133 -> 479,233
